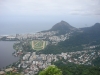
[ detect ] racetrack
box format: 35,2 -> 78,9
31,40 -> 47,51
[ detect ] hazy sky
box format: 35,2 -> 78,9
0,0 -> 100,35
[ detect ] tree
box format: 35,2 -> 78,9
39,65 -> 62,75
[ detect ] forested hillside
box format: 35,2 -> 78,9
39,23 -> 100,54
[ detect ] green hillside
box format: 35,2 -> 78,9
39,23 -> 100,54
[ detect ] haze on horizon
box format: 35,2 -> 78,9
0,0 -> 100,35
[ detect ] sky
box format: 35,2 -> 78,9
0,0 -> 100,35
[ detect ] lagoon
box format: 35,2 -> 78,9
0,41 -> 19,69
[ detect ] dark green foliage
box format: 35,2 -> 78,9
92,57 -> 100,66
21,41 -> 35,52
54,60 -> 100,75
39,45 -> 64,54
39,23 -> 100,54
39,65 -> 62,75
39,41 -> 83,54
94,46 -> 100,50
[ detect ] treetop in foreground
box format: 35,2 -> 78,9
39,65 -> 62,75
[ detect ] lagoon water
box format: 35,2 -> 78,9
0,41 -> 19,69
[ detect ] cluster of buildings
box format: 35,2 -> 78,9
0,31 -> 58,40
18,52 -> 58,75
0,50 -> 100,75
0,31 -> 72,44
6,50 -> 99,75
60,50 -> 100,65
1,30 -> 100,75
0,35 -> 17,41
16,31 -> 58,40
49,33 -> 71,44
0,68 -> 13,75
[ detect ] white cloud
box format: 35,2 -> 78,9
0,0 -> 100,15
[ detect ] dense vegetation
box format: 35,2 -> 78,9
54,60 -> 100,75
92,57 -> 100,66
39,23 -> 100,54
39,65 -> 62,75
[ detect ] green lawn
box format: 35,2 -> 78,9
31,40 -> 47,51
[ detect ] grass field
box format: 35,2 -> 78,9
31,40 -> 47,51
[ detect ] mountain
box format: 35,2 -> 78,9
41,21 -> 77,35
50,21 -> 75,30
50,21 -> 76,34
39,23 -> 100,54
80,23 -> 100,44
60,23 -> 100,48
81,23 -> 100,32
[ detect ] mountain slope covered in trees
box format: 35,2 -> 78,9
39,22 -> 100,54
